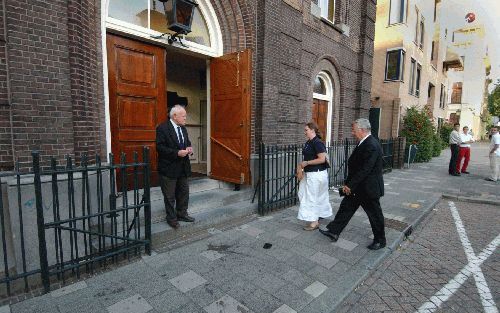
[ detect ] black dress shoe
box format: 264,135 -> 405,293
167,220 -> 180,229
319,228 -> 339,242
461,171 -> 470,174
451,173 -> 461,176
177,215 -> 195,222
367,241 -> 386,250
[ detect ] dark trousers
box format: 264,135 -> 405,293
448,144 -> 460,174
159,175 -> 189,222
326,195 -> 386,244
457,147 -> 470,173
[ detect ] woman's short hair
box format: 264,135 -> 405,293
306,121 -> 322,139
354,118 -> 371,131
169,104 -> 186,118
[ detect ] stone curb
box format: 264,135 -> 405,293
442,194 -> 500,206
327,194 -> 442,313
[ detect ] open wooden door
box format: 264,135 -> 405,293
210,49 -> 251,184
312,99 -> 327,140
107,34 -> 167,188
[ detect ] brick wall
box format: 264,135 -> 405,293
0,0 -> 13,170
258,0 -> 376,145
0,1 -> 104,170
67,0 -> 105,160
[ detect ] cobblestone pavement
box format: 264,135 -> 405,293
339,199 -> 499,313
2,143 -> 498,313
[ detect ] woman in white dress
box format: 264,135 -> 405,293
296,122 -> 332,230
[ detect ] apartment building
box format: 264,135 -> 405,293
370,0 -> 451,138
445,25 -> 491,140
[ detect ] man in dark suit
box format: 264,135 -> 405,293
319,118 -> 386,250
156,105 -> 195,229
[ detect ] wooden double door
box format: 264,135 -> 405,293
107,34 -> 251,187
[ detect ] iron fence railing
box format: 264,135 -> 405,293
257,138 -> 404,215
0,147 -> 151,297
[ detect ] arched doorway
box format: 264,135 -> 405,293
103,0 -> 251,186
312,72 -> 334,144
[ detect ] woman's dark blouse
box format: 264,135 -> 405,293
303,136 -> 327,172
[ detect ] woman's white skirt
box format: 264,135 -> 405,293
297,170 -> 332,222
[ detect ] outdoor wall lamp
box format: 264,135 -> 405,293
151,0 -> 198,46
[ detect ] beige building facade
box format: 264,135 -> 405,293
370,0 -> 451,138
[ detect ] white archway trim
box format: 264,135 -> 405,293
103,0 -> 223,57
313,71 -> 334,144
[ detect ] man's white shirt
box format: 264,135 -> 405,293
459,132 -> 473,148
491,133 -> 500,157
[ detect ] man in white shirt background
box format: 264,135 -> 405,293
485,126 -> 500,182
456,126 -> 474,174
448,123 -> 461,176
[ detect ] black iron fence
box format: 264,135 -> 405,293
257,137 -> 405,215
0,147 -> 151,297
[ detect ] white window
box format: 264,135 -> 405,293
385,49 -> 405,81
389,0 -> 407,24
408,59 -> 421,97
319,0 -> 335,22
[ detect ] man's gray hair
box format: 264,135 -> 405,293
354,118 -> 371,131
169,104 -> 186,118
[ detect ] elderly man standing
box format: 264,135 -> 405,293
448,123 -> 461,176
319,118 -> 386,250
456,126 -> 474,174
485,126 -> 500,182
156,105 -> 195,229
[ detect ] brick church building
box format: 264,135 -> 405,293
0,0 -> 376,185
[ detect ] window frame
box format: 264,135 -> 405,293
385,48 -> 406,81
419,17 -> 425,49
319,0 -> 336,23
409,58 -> 416,94
389,0 -> 407,25
415,63 -> 422,97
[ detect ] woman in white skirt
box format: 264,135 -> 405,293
296,122 -> 332,230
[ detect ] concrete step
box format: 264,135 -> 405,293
150,196 -> 258,247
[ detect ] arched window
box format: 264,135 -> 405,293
106,0 -> 222,56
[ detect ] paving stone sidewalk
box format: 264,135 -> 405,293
3,143 -> 497,313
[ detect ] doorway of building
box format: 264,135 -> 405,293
165,51 -> 208,177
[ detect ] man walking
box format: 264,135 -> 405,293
456,126 -> 474,174
319,118 -> 386,250
156,105 -> 195,229
448,123 -> 461,176
485,126 -> 500,182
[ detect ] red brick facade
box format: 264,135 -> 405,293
0,0 -> 375,170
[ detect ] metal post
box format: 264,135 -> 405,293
33,151 -> 50,293
142,147 -> 152,255
343,138 -> 349,181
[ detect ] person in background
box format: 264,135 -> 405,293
296,122 -> 332,231
448,123 -> 461,176
485,126 -> 500,182
456,126 -> 474,174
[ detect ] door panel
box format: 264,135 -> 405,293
107,34 -> 167,188
210,49 -> 251,184
312,99 -> 328,140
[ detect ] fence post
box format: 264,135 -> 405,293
32,151 -> 50,293
343,138 -> 349,180
142,147 -> 152,255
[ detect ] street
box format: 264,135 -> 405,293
340,199 -> 499,313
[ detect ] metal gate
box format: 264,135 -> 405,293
0,147 -> 152,296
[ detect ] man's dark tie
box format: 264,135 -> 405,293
177,126 -> 185,149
